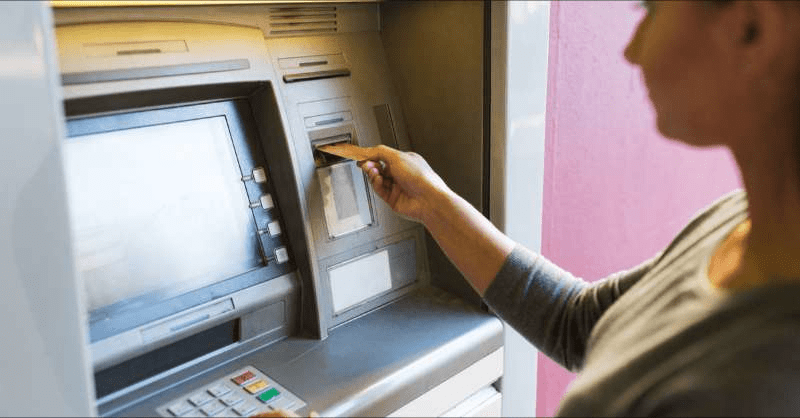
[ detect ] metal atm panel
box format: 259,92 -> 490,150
11,4 -> 509,416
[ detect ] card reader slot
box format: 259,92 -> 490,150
299,60 -> 329,67
117,48 -> 162,56
283,68 -> 351,83
312,134 -> 352,168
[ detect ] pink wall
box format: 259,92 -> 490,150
539,2 -> 741,416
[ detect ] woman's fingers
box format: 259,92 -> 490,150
388,181 -> 402,209
371,173 -> 390,201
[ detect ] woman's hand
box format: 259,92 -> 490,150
356,145 -> 450,223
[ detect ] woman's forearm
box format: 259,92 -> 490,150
421,187 -> 516,296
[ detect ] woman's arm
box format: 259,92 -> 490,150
352,144 -> 655,371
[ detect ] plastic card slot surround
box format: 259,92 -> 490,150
311,132 -> 374,239
156,366 -> 306,417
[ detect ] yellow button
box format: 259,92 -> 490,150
244,379 -> 268,394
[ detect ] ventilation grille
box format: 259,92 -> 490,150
268,6 -> 338,36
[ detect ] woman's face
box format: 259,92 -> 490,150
625,1 -> 737,147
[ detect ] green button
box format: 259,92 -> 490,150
257,387 -> 280,403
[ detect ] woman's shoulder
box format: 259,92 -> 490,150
653,189 -> 747,265
633,288 -> 800,415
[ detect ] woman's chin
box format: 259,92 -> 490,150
654,115 -> 717,147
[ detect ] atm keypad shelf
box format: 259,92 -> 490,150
157,366 -> 306,417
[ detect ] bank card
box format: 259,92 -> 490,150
316,143 -> 374,162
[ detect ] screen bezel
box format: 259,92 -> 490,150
66,99 -> 296,343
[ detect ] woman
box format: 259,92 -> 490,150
351,1 -> 800,415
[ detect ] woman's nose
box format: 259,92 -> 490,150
625,20 -> 645,65
624,39 -> 637,64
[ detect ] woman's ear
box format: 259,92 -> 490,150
736,1 -> 792,80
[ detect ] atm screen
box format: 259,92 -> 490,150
64,116 -> 261,312
63,100 -> 290,345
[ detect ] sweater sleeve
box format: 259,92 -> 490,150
483,245 -> 658,372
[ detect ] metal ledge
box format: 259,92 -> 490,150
110,286 -> 503,417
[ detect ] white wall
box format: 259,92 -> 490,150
0,3 -> 95,415
490,1 -> 551,416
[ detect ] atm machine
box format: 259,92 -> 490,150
0,1 -> 542,416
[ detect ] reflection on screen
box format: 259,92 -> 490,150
63,116 -> 262,313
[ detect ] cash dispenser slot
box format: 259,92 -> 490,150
140,299 -> 234,343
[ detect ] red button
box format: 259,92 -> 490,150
231,371 -> 256,385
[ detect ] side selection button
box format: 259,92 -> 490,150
253,168 -> 267,183
275,247 -> 289,264
260,194 -> 274,210
267,221 -> 282,237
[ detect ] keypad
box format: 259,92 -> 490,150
157,366 -> 305,417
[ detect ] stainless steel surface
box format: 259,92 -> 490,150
32,5 -> 511,416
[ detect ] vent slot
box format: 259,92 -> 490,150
269,6 -> 338,36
